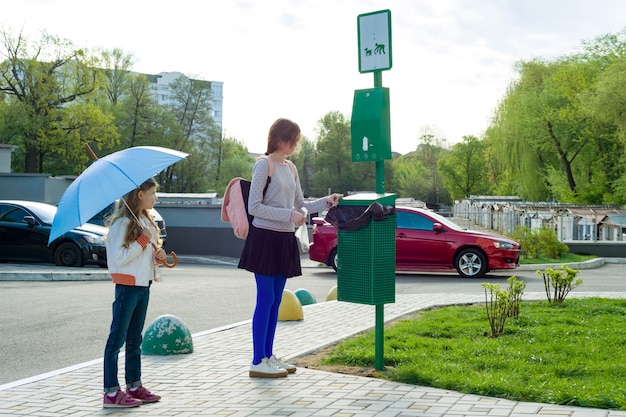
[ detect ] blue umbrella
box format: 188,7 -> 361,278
49,146 -> 188,245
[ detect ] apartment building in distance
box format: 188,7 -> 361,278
143,71 -> 224,133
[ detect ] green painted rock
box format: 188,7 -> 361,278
142,314 -> 193,355
294,288 -> 317,306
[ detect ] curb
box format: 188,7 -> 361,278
1,257 -> 624,282
515,257 -> 607,271
0,255 -> 315,282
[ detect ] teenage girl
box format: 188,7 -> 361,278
239,118 -> 343,378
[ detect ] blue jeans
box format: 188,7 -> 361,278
103,284 -> 150,392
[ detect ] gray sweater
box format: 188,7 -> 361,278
248,157 -> 329,232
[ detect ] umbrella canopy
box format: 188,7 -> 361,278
49,146 -> 188,244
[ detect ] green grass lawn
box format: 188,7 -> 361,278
519,253 -> 597,265
319,297 -> 626,410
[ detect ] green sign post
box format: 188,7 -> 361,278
347,9 -> 393,371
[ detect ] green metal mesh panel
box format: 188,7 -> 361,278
337,213 -> 396,305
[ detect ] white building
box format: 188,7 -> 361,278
143,71 -> 224,133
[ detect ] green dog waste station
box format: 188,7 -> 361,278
343,8 -> 394,370
336,193 -> 396,305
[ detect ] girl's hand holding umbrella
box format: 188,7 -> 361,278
155,247 -> 167,264
142,226 -> 177,268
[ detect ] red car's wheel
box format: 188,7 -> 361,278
455,248 -> 487,278
330,248 -> 338,272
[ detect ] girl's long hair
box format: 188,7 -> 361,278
109,178 -> 161,248
265,118 -> 301,155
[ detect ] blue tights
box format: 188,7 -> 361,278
252,273 -> 286,365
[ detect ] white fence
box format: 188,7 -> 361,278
452,198 -> 626,242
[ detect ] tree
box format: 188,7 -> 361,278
581,43 -> 626,203
0,29 -> 115,173
388,156 -> 430,199
164,74 -> 222,192
439,135 -> 489,200
415,127 -> 448,205
312,111 -> 375,195
389,128 -> 449,204
214,137 -> 256,195
115,74 -> 164,149
486,55 -> 620,203
49,102 -> 120,175
99,48 -> 135,106
482,131 -> 516,196
488,60 -> 558,201
289,136 -> 316,197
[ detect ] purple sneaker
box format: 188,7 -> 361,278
103,390 -> 141,408
126,386 -> 161,403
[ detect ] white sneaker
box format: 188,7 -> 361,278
268,355 -> 296,374
249,357 -> 288,378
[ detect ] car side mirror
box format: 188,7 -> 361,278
23,216 -> 37,227
433,222 -> 443,233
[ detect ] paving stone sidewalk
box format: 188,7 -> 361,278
1,292 -> 625,416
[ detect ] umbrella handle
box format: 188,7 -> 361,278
151,243 -> 178,268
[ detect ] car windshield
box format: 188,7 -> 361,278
422,210 -> 465,231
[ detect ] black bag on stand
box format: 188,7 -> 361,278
324,202 -> 395,231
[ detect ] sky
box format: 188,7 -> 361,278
3,0 -> 625,155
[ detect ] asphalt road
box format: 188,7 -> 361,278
1,261 -> 624,386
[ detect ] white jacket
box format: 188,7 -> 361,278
106,217 -> 161,286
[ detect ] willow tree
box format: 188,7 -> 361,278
487,55 -> 618,203
580,32 -> 626,203
487,27 -> 626,204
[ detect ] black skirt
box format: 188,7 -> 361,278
238,225 -> 302,278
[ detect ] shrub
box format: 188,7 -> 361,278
481,276 -> 526,337
511,226 -> 539,258
507,275 -> 526,318
482,282 -> 510,337
537,227 -> 569,259
537,265 -> 582,303
511,226 -> 569,259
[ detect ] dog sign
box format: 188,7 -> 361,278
357,9 -> 392,73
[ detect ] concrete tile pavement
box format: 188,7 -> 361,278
2,292 -> 626,417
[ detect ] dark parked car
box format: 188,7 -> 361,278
0,200 -> 108,267
88,203 -> 167,243
309,206 -> 521,278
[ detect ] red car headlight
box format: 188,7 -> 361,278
493,241 -> 516,250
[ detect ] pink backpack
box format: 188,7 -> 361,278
221,156 -> 296,239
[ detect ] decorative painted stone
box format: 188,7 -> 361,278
278,289 -> 304,321
142,314 -> 193,355
325,285 -> 338,301
294,288 -> 317,306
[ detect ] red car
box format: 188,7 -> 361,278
309,206 -> 520,278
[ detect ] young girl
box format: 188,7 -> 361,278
103,178 -> 166,408
239,118 -> 343,378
